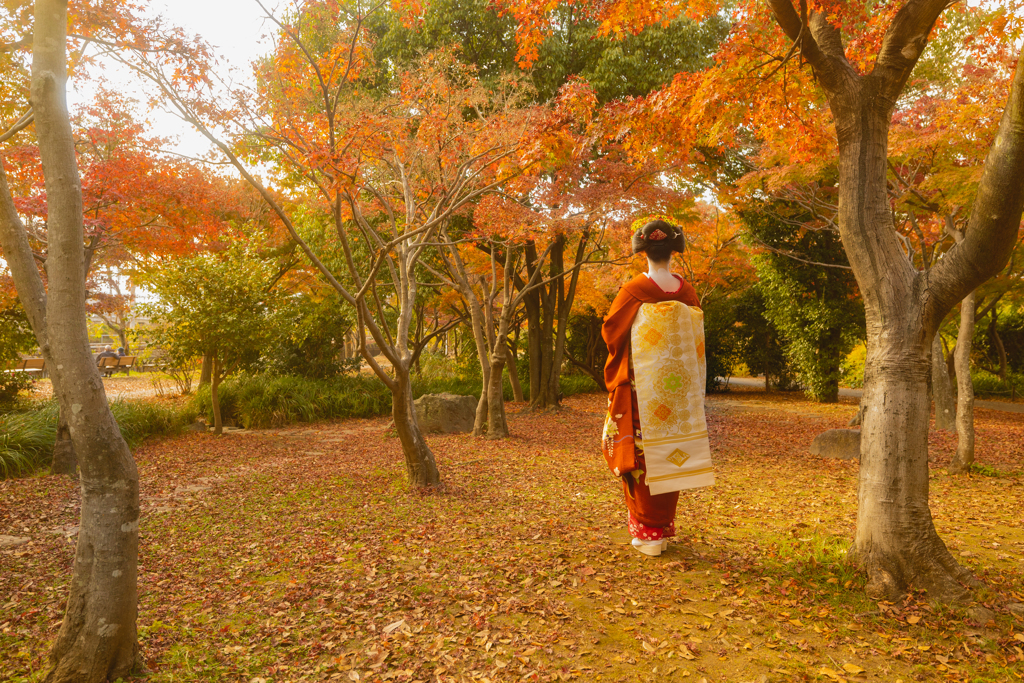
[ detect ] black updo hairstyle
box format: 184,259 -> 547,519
631,219 -> 686,262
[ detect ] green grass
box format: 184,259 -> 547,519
0,402 -> 58,478
0,399 -> 187,479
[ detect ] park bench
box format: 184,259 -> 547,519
2,358 -> 46,378
98,356 -> 136,377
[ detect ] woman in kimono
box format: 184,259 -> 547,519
601,220 -> 701,557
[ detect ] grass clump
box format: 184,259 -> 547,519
0,399 -> 187,478
0,402 -> 59,477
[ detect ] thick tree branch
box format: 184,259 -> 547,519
0,159 -> 48,345
874,0 -> 951,97
765,0 -> 854,92
925,49 -> 1024,333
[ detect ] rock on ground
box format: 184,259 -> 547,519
809,428 -> 861,461
0,535 -> 30,549
968,605 -> 997,626
414,393 -> 477,434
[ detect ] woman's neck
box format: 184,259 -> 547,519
646,260 -> 679,293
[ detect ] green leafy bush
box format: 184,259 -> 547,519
970,369 -> 1023,401
840,344 -> 866,388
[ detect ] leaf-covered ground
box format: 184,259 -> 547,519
2,389 -> 1023,682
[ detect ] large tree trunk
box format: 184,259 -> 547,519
834,99 -> 972,601
0,3 -> 142,679
949,291 -> 976,473
855,308 -> 975,601
931,331 -> 956,431
392,370 -> 441,486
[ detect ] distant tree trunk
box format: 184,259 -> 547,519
931,332 -> 956,431
211,356 -> 224,436
521,233 -> 588,411
816,326 -> 842,403
485,345 -> 509,438
505,338 -> 525,402
51,412 -> 78,477
988,312 -> 1008,380
0,3 -> 141,678
950,291 -> 976,473
199,350 -> 213,386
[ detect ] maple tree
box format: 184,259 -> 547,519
0,1 -> 156,679
502,0 -> 1024,602
119,2 -> 542,485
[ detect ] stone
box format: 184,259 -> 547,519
0,535 -> 30,549
968,605 -> 996,626
414,393 -> 477,434
809,429 -> 861,461
1006,603 -> 1024,617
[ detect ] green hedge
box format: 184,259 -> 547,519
190,372 -> 600,429
0,400 -> 187,479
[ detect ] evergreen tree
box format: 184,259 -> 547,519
740,202 -> 865,402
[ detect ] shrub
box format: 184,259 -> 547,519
560,373 -> 599,396
0,402 -> 58,477
970,369 -> 1023,401
840,344 -> 866,388
0,399 -> 187,478
190,370 -> 602,430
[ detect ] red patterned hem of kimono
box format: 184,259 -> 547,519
629,512 -> 675,541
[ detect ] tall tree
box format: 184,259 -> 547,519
739,201 -> 865,403
0,0 -> 141,678
507,0 -> 1024,600
121,7 -> 539,486
757,0 -> 1024,600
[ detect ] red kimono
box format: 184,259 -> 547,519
601,273 -> 701,540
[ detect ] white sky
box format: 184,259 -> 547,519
68,0 -> 276,158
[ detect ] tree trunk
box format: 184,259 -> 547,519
199,350 -> 213,386
50,411 -> 78,478
835,100 -> 972,601
485,348 -> 509,438
988,312 -> 1008,381
391,371 -> 441,486
949,291 -> 976,474
856,322 -> 975,601
211,357 -> 224,436
524,234 -> 587,411
20,3 -> 141,678
505,338 -> 525,402
931,331 -> 956,431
